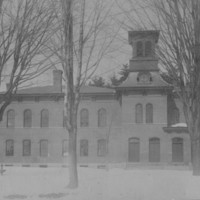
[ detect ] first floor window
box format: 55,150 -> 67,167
80,139 -> 88,156
172,137 -> 183,162
62,140 -> 68,156
23,140 -> 31,156
6,139 -> 14,156
97,139 -> 106,157
149,138 -> 160,162
40,140 -> 48,157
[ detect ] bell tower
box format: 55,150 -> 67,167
128,30 -> 159,72
117,30 -> 169,89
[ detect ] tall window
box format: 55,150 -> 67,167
40,140 -> 48,157
63,111 -> 67,128
135,104 -> 143,123
146,103 -> 153,123
40,109 -> 49,128
172,108 -> 180,125
145,41 -> 152,56
23,140 -> 31,156
7,109 -> 15,128
97,139 -> 107,157
128,137 -> 140,162
149,138 -> 160,162
6,139 -> 14,156
172,138 -> 183,162
98,108 -> 107,127
62,140 -> 68,156
136,41 -> 143,57
80,109 -> 89,127
24,109 -> 32,127
80,139 -> 88,156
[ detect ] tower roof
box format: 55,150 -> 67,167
128,30 -> 160,44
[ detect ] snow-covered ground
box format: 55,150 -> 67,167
0,166 -> 200,200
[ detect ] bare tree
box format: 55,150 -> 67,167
120,0 -> 200,175
0,0 -> 54,121
49,0 -> 117,188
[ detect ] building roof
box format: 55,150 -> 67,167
15,85 -> 115,95
116,72 -> 171,89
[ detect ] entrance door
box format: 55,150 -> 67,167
172,138 -> 183,162
128,138 -> 140,162
149,138 -> 160,162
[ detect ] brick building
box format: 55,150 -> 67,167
0,30 -> 191,166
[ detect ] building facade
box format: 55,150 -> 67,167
0,31 -> 191,166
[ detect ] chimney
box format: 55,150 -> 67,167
53,70 -> 63,92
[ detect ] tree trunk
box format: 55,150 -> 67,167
191,138 -> 200,175
68,129 -> 78,188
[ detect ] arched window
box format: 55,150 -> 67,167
24,109 -> 32,128
172,137 -> 183,162
23,140 -> 31,156
40,140 -> 48,157
7,109 -> 15,128
80,139 -> 88,156
172,108 -> 180,125
136,41 -> 143,57
6,139 -> 14,156
146,103 -> 153,123
135,104 -> 143,123
62,140 -> 68,156
80,108 -> 89,127
97,139 -> 106,157
40,109 -> 49,128
98,108 -> 107,127
149,138 -> 160,162
128,137 -> 140,162
145,41 -> 152,56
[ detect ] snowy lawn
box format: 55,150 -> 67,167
0,166 -> 200,200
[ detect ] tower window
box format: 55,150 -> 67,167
136,41 -> 143,57
136,41 -> 152,57
145,41 -> 152,56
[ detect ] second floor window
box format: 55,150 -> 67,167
98,108 -> 107,127
24,109 -> 32,127
135,104 -> 143,123
80,109 -> 89,127
40,109 -> 49,128
7,109 -> 15,128
146,103 -> 153,123
63,111 -> 67,128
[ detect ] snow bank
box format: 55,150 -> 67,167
171,123 -> 187,127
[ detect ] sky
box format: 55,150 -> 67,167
0,0 -> 149,90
